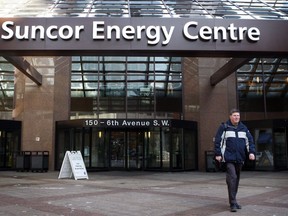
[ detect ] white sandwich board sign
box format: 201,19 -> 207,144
58,151 -> 89,180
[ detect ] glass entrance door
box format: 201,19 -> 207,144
0,130 -> 21,169
56,119 -> 198,171
110,131 -> 125,168
127,131 -> 144,169
110,130 -> 145,170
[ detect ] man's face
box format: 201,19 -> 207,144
230,112 -> 240,125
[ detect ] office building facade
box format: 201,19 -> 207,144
0,0 -> 288,171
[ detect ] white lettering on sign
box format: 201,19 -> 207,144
92,21 -> 175,45
153,120 -> 170,127
1,21 -> 84,40
83,119 -> 171,127
0,20 -> 261,44
121,120 -> 150,127
183,21 -> 260,41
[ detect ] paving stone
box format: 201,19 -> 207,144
0,171 -> 287,216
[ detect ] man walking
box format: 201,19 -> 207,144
214,108 -> 256,212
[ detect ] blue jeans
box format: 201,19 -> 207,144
226,162 -> 243,205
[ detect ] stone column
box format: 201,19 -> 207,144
183,57 -> 237,171
13,57 -> 71,170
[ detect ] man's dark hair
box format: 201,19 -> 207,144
229,108 -> 240,115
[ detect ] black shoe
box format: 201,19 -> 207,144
230,204 -> 237,212
235,203 -> 242,209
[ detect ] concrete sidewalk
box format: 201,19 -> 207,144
0,170 -> 287,216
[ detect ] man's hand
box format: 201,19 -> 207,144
215,156 -> 222,162
249,153 -> 255,160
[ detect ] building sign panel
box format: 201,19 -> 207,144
0,17 -> 287,56
83,119 -> 171,128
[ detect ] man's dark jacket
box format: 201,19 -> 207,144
214,120 -> 255,163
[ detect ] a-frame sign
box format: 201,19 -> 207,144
58,151 -> 89,180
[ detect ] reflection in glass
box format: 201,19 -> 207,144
71,56 -> 182,119
255,128 -> 274,170
110,131 -> 125,168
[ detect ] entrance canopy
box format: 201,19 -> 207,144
0,1 -> 288,112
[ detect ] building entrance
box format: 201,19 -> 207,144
110,131 -> 145,170
56,119 -> 198,171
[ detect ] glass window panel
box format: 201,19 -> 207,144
238,57 -> 288,112
257,65 -> 273,72
1,82 -> 14,89
72,56 -> 80,61
148,76 -> 155,81
154,63 -> 169,71
127,56 -> 148,61
0,58 -> 14,111
127,63 -> 147,71
254,128 -> 274,170
71,91 -> 84,97
153,57 -> 169,61
83,74 -> 99,81
104,56 -> 126,61
127,82 -> 145,89
169,72 -> 182,80
171,57 -> 181,62
85,91 -> 97,97
0,63 -> 14,71
105,73 -> 125,80
170,63 -> 182,72
155,73 -> 167,81
127,73 -> 146,81
0,73 -> 13,79
5,91 -> 14,97
71,75 -> 82,81
2,0 -> 288,19
83,63 -> 99,71
104,63 -> 125,71
71,56 -> 182,117
72,63 -> 81,71
106,82 -> 124,89
71,82 -> 83,89
85,82 -> 98,89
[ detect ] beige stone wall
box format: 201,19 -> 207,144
13,57 -> 71,170
183,57 -> 237,171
